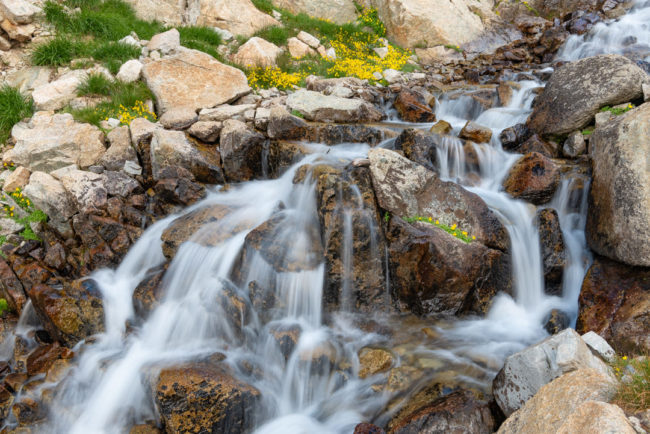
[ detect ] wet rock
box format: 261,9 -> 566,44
141,48 -> 250,114
536,208 -> 566,295
516,134 -> 559,158
312,124 -> 388,146
368,148 -> 508,251
498,83 -> 514,106
302,164 -> 387,312
160,204 -> 232,259
130,423 -> 162,434
216,280 -> 252,338
576,256 -> 650,354
358,347 -> 393,379
25,343 -> 72,376
500,123 -> 531,151
493,329 -> 612,417
497,369 -> 618,434
267,141 -> 310,177
556,401 -> 636,434
354,423 -> 385,434
232,37 -> 282,68
132,265 -> 166,319
268,324 -> 301,360
459,120 -> 492,143
387,217 -> 510,316
429,120 -> 452,135
388,390 -> 495,434
71,214 -> 118,269
28,280 -> 105,347
527,54 -> 648,137
286,89 -> 383,123
393,89 -> 436,123
586,102 -> 650,267
8,112 -> 106,173
394,128 -> 437,171
220,120 -> 266,182
543,309 -> 570,335
562,131 -> 587,158
154,361 -> 260,434
153,167 -> 205,207
243,212 -> 323,272
0,258 -> 26,313
150,128 -> 224,184
503,152 -> 560,205
267,107 -> 310,140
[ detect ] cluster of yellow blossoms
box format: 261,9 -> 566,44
101,100 -> 157,126
2,188 -> 32,218
247,67 -> 306,90
404,215 -> 476,243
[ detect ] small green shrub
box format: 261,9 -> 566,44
0,86 -> 33,145
0,299 -> 9,315
600,103 -> 635,116
32,38 -> 81,66
254,25 -> 290,46
77,72 -> 114,96
251,0 -> 274,14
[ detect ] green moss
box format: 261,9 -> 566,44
0,86 -> 33,146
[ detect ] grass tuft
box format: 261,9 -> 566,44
611,355 -> 650,413
32,38 -> 80,66
77,72 -> 114,96
251,0 -> 274,14
254,26 -> 290,46
0,86 -> 33,145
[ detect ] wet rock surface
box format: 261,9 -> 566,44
503,152 -> 560,205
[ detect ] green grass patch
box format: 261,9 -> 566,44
581,126 -> 594,136
600,103 -> 635,116
0,189 -> 48,243
611,355 -> 649,413
72,80 -> 156,126
0,86 -> 33,146
251,0 -> 274,14
0,299 -> 9,315
403,215 -> 475,243
32,37 -> 83,66
77,72 -> 113,96
254,25 -> 290,46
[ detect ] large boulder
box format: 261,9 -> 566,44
493,328 -> 612,416
99,126 -> 139,172
8,112 -> 106,173
362,0 -> 497,49
368,148 -> 508,251
27,280 -> 104,347
497,368 -> 618,434
387,217 -> 510,315
154,361 -> 260,433
576,256 -> 650,354
286,89 -> 383,123
142,48 -> 250,114
496,0 -> 601,21
31,71 -> 85,111
586,103 -> 650,267
273,0 -> 357,24
150,129 -> 224,183
556,401 -> 636,434
527,55 -> 648,137
393,89 -> 436,123
387,390 -> 496,434
124,0 -> 278,36
219,120 -> 266,182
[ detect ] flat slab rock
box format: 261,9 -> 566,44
286,89 -> 383,123
142,48 -> 250,114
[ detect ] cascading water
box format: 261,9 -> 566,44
4,4 -> 649,433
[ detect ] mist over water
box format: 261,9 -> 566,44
3,4 -> 647,432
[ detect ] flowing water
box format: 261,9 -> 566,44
2,4 -> 648,433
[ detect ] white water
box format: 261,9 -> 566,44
3,4 -> 648,432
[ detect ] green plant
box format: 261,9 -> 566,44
383,211 -> 390,223
0,299 -> 9,315
611,355 -> 649,413
403,215 -> 475,243
254,25 -> 290,46
0,86 -> 33,146
581,126 -> 594,136
71,81 -> 155,126
600,103 -> 635,116
0,188 -> 49,242
251,0 -> 274,14
444,44 -> 463,53
357,7 -> 385,37
291,109 -> 304,119
32,37 -> 81,66
77,72 -> 114,96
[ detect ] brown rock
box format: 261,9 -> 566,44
25,343 -> 72,376
388,390 -> 495,434
387,218 -> 511,316
500,123 -> 531,151
0,258 -> 26,314
393,89 -> 436,123
460,120 -> 492,143
358,347 -> 393,379
354,423 -> 385,434
220,120 -> 266,182
516,134 -> 559,158
576,256 -> 650,354
267,141 -> 309,178
268,324 -> 301,360
267,107 -> 310,141
557,401 -> 636,434
498,83 -> 514,106
27,279 -> 104,347
503,152 -> 560,205
132,265 -> 167,319
536,208 -> 566,295
154,361 -> 260,434
429,120 -> 452,135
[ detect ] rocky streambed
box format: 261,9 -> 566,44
0,1 -> 649,433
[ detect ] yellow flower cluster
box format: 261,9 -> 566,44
2,188 -> 32,217
327,33 -> 411,81
403,215 -> 476,243
116,100 -> 157,126
2,162 -> 15,170
247,67 -> 306,90
357,8 -> 386,37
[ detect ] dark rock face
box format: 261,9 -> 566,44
394,89 -> 436,123
267,107 -> 310,140
544,309 -> 570,335
503,152 -> 560,205
297,163 -> 387,312
516,134 -> 559,158
154,361 -> 260,434
220,120 -> 267,182
387,389 -> 495,434
28,279 -> 104,347
500,123 -> 531,151
267,141 -> 309,178
387,218 -> 511,316
132,265 -> 167,319
0,258 -> 27,314
527,54 -> 647,137
354,423 -> 385,434
395,128 -> 438,171
586,102 -> 650,267
576,256 -> 650,354
536,208 -> 566,296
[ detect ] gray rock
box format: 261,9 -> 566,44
198,104 -> 256,122
187,121 -> 222,143
159,107 -> 198,130
103,171 -> 141,197
587,102 -> 650,266
99,126 -> 138,171
0,0 -> 40,24
581,331 -> 616,363
563,131 -> 586,158
51,167 -> 108,214
31,71 -> 86,111
643,83 -> 650,102
493,328 -> 612,416
116,59 -> 143,83
23,171 -> 78,223
147,28 -> 180,55
220,120 -> 266,182
527,55 -> 647,136
0,218 -> 24,236
286,89 -> 383,123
